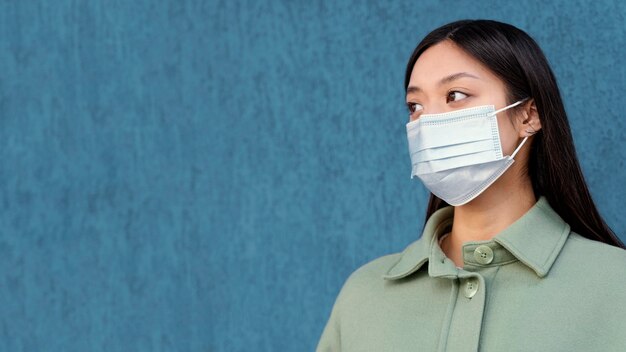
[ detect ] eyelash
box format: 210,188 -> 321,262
446,90 -> 469,103
406,90 -> 471,114
406,102 -> 421,114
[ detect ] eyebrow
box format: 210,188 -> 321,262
406,72 -> 481,96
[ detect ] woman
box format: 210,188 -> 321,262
317,20 -> 626,351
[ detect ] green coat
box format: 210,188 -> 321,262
317,197 -> 626,351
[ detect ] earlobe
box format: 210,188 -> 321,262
520,99 -> 542,137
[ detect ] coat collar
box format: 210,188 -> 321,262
383,197 -> 571,280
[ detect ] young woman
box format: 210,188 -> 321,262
317,20 -> 626,351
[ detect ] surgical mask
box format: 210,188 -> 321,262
406,100 -> 528,206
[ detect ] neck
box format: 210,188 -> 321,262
440,168 -> 537,267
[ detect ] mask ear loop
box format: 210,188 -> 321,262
510,136 -> 529,159
488,98 -> 528,116
489,98 -> 531,159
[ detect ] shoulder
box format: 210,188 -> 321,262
333,235 -> 429,306
316,251 -> 407,351
564,232 -> 626,263
557,231 -> 626,279
330,249 -> 409,309
340,252 -> 402,292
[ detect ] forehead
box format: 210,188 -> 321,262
408,40 -> 500,87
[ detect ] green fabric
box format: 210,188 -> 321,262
317,197 -> 626,351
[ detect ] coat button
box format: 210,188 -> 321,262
474,245 -> 494,264
464,278 -> 479,298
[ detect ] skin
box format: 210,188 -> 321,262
405,40 -> 543,267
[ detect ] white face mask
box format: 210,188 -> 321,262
406,100 -> 528,206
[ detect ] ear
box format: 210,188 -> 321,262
517,99 -> 542,138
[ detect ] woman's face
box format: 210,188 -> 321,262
406,40 -> 522,157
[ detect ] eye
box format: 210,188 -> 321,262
446,91 -> 469,103
406,102 -> 423,115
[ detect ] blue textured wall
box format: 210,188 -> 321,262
1,1 -> 624,351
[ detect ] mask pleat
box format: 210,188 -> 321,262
412,150 -> 498,175
407,116 -> 494,151
410,139 -> 494,163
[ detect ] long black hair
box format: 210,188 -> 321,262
405,20 -> 625,249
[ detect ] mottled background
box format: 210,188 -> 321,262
0,0 -> 624,351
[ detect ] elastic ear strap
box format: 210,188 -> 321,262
491,99 -> 526,116
511,136 -> 529,158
